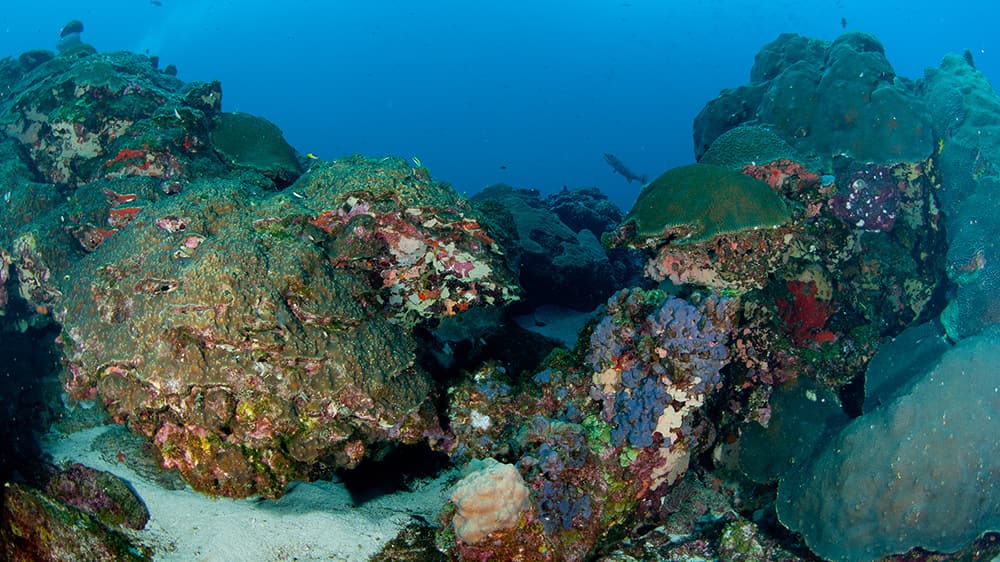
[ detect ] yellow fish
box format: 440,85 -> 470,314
306,153 -> 319,160
411,156 -> 422,166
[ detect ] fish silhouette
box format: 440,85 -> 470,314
603,153 -> 647,184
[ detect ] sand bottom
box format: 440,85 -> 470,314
42,426 -> 454,561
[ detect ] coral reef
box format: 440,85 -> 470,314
2,26 -> 999,562
694,32 -> 934,166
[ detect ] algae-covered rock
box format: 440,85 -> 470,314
210,111 -> 303,186
54,156 -> 516,498
621,163 -> 790,247
0,482 -> 148,561
544,186 -> 623,236
473,184 -> 616,310
0,50 -> 216,185
42,463 -> 149,530
58,178 -> 423,498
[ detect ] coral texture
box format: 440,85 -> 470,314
778,331 -> 1000,561
694,32 -> 934,166
450,459 -> 531,544
619,163 -> 790,247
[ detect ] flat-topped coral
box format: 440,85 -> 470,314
210,112 -> 302,186
619,163 -> 790,247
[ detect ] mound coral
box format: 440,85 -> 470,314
450,459 -> 531,544
694,32 -> 934,167
778,331 -> 1000,561
617,163 -> 790,248
698,125 -> 800,170
209,112 -> 302,185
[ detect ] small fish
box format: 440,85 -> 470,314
173,108 -> 182,120
841,17 -> 847,29
150,0 -> 163,6
306,152 -> 319,159
411,156 -> 422,167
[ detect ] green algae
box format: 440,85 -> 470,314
624,163 -> 791,246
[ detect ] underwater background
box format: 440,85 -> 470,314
1,0 -> 997,210
2,1 -> 1000,561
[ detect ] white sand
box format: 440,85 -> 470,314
42,426 -> 455,561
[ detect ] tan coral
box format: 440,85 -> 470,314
450,459 -> 530,544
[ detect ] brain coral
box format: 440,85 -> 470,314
698,125 -> 800,170
622,163 -> 790,247
450,459 -> 531,544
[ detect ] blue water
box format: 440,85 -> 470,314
2,0 -> 995,211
